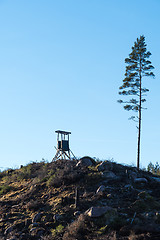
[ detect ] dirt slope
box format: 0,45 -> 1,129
0,159 -> 160,240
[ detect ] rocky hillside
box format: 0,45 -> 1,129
0,158 -> 160,240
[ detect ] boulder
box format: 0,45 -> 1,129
129,171 -> 137,180
53,214 -> 61,222
25,218 -> 32,227
74,211 -> 81,217
29,223 -> 40,229
4,226 -> 14,235
102,171 -> 117,180
97,161 -> 113,172
134,178 -> 148,184
32,213 -> 42,223
96,185 -> 106,194
76,156 -> 94,167
124,184 -> 134,190
42,213 -> 53,222
85,206 -> 112,218
30,227 -> 45,237
152,177 -> 160,183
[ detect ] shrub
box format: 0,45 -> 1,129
109,216 -> 127,230
96,225 -> 108,235
51,224 -> 64,237
16,161 -> 47,180
25,199 -> 45,211
46,160 -> 84,188
85,172 -> 103,184
63,214 -> 88,240
147,162 -> 160,175
17,164 -> 33,180
0,184 -> 12,195
47,174 -> 56,187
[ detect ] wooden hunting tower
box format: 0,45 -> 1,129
53,130 -> 75,160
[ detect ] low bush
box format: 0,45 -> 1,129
147,162 -> 160,175
63,214 -> 89,240
85,172 -> 103,185
46,161 -> 85,188
0,184 -> 12,195
17,164 -> 33,180
51,224 -> 64,237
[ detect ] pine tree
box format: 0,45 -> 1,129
118,35 -> 154,169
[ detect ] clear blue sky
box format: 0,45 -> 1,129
0,0 -> 160,170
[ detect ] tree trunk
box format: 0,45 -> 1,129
137,61 -> 142,169
75,187 -> 79,208
137,109 -> 141,169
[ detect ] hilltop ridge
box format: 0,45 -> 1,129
0,158 -> 160,240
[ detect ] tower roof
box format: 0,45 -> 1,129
55,130 -> 71,135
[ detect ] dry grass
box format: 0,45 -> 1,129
63,214 -> 89,240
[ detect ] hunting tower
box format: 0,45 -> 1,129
53,130 -> 76,160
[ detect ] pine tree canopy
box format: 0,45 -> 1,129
118,35 -> 155,113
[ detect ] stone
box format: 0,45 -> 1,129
97,161 -> 113,172
30,227 -> 45,236
102,171 -> 117,180
32,213 -> 42,223
74,211 -> 81,217
42,213 -> 53,222
25,218 -> 32,227
107,193 -> 112,199
76,156 -> 94,167
4,226 -> 14,235
138,191 -> 149,199
96,185 -> 106,194
85,206 -> 112,218
124,184 -> 134,190
129,171 -> 137,180
29,223 -> 40,229
152,177 -> 160,183
134,178 -> 148,184
53,214 -> 61,222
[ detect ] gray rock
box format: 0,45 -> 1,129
74,211 -> 81,217
85,206 -> 112,217
102,171 -> 117,180
53,214 -> 61,221
124,184 -> 134,190
30,223 -> 40,228
97,161 -> 113,172
76,156 -> 94,167
129,171 -> 137,180
43,213 -> 53,222
4,226 -> 14,235
152,177 -> 160,183
134,178 -> 148,184
30,227 -> 45,236
96,185 -> 106,194
25,218 -> 32,227
32,213 -> 42,223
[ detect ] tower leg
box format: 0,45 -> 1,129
52,149 -> 76,161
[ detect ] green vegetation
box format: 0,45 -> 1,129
51,224 -> 64,237
147,162 -> 160,175
96,225 -> 108,235
0,184 -> 12,195
17,164 -> 33,180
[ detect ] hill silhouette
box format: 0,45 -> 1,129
0,158 -> 160,239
